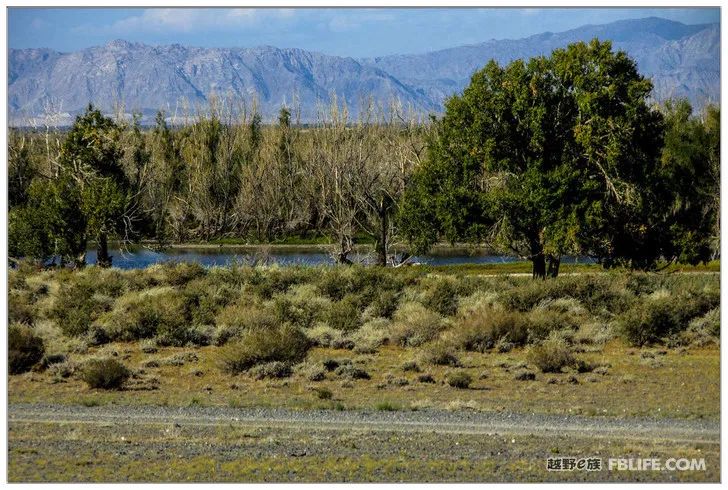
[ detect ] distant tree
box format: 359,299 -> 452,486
399,40 -> 665,277
655,99 -> 719,264
57,104 -> 128,267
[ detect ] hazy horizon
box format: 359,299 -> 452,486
9,7 -> 720,58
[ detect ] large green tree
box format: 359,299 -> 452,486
399,39 -> 666,277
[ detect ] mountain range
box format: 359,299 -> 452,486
8,16 -> 720,125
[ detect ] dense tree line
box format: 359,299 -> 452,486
8,40 -> 719,276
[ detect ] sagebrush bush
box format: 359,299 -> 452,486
525,309 -> 581,343
390,302 -> 443,347
272,284 -> 331,328
304,323 -> 345,348
350,318 -> 390,353
446,371 -> 472,389
420,277 -> 462,317
219,324 -> 310,373
9,324 -> 45,374
450,307 -> 528,352
81,358 -> 130,389
674,307 -> 720,347
158,262 -> 207,287
9,289 -> 38,325
50,282 -> 111,337
527,337 -> 575,373
249,361 -> 293,380
323,295 -> 362,331
421,340 -> 460,366
619,289 -> 719,346
97,287 -> 191,344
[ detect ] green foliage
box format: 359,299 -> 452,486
446,372 -> 472,389
619,289 -> 719,346
81,358 -> 131,390
528,337 -> 575,373
451,307 -> 529,352
9,324 -> 45,374
219,325 -> 310,374
400,39 -> 670,275
50,281 -> 111,337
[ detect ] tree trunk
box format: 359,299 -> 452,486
532,252 -> 546,280
547,255 -> 561,278
97,233 -> 112,268
374,205 -> 388,266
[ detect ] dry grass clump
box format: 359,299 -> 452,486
80,358 -> 130,390
248,361 -> 293,380
527,335 -> 576,373
449,306 -> 528,353
390,302 -> 444,347
9,324 -> 45,374
350,318 -> 391,353
219,325 -> 310,374
446,371 -> 472,389
420,340 -> 460,367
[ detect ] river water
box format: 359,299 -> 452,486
83,246 -> 594,269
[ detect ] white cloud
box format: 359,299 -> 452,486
81,8 -> 295,35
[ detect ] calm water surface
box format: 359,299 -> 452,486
83,246 -> 593,269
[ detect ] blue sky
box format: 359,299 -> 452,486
9,8 -> 720,57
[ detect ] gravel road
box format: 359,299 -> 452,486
8,403 -> 719,444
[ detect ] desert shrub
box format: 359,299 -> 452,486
446,372 -> 472,389
350,318 -> 390,353
8,290 -> 35,325
183,278 -> 237,325
501,276 -> 631,315
450,307 -> 528,352
219,325 -> 310,374
9,324 -> 45,374
50,282 -> 111,337
97,288 -> 191,343
215,301 -> 276,330
420,277 -> 462,317
314,387 -> 333,399
525,309 -> 581,343
401,360 -> 421,372
421,341 -> 460,366
528,337 -> 575,373
573,322 -> 614,346
245,267 -> 309,299
272,285 -> 331,328
334,364 -> 371,380
674,308 -> 720,347
158,262 -> 207,287
304,324 -> 345,348
39,352 -> 67,370
81,358 -> 130,389
323,295 -> 361,332
249,361 -> 293,380
156,324 -> 213,347
390,302 -> 444,347
619,289 -> 719,346
364,289 -> 401,320
418,374 -> 436,383
456,290 -> 500,317
513,369 -> 536,381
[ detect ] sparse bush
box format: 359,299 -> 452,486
350,318 -> 390,353
528,337 -> 575,373
9,290 -> 35,325
314,387 -> 333,400
323,295 -> 361,331
401,360 -> 421,372
9,324 -> 45,374
446,372 -> 472,389
420,277 -> 461,316
50,282 -> 111,337
513,369 -> 536,381
418,374 -> 436,383
390,302 -> 443,347
334,364 -> 370,380
304,323 -> 345,348
249,361 -> 293,380
675,308 -> 720,347
450,307 -> 528,352
375,400 -> 401,411
81,358 -> 130,390
159,262 -> 206,287
526,309 -> 581,342
219,325 -> 310,374
421,341 -> 460,366
619,289 -> 719,346
96,288 -> 191,344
